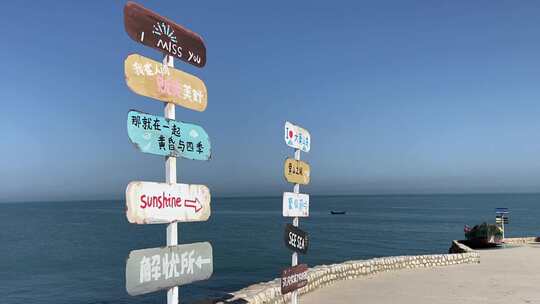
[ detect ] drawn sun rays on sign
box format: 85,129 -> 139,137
152,22 -> 178,43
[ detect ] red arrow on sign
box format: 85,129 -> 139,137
184,198 -> 203,213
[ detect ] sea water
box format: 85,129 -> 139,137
1,194 -> 539,303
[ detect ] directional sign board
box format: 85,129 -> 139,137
124,1 -> 206,68
126,242 -> 213,296
126,181 -> 211,224
127,110 -> 211,160
283,192 -> 309,217
496,215 -> 509,224
281,264 -> 308,295
284,121 -> 310,152
125,54 -> 207,111
284,158 -> 310,185
495,208 -> 509,214
284,224 -> 309,254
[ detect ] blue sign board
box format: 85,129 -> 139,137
127,110 -> 211,160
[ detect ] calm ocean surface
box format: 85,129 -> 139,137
1,194 -> 539,303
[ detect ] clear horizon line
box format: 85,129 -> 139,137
2,191 -> 540,204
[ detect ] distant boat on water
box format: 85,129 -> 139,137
330,211 -> 346,215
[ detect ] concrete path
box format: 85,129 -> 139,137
302,244 -> 540,304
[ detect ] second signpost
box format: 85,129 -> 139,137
281,121 -> 311,304
122,2 -> 212,304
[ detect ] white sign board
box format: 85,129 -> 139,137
126,181 -> 211,224
284,121 -> 311,152
283,192 -> 309,217
125,242 -> 213,296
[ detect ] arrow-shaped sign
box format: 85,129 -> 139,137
125,181 -> 211,224
184,198 -> 203,213
126,242 -> 213,296
195,255 -> 212,269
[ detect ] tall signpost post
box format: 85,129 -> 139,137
495,208 -> 509,240
282,121 -> 311,304
123,2 -> 210,304
164,54 -> 179,304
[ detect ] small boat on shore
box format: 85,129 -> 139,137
330,211 -> 346,215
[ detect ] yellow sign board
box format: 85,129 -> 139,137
124,54 -> 208,112
283,158 -> 310,185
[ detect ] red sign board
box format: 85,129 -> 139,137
124,1 -> 206,68
281,264 -> 308,294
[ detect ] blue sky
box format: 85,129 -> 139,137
1,1 -> 539,202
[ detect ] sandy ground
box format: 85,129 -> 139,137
302,244 -> 540,304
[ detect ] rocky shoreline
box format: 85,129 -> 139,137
218,240 -> 485,304
215,237 -> 540,304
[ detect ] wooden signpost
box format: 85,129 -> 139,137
284,158 -> 310,185
281,264 -> 308,295
283,192 -> 310,217
495,215 -> 509,224
126,242 -> 213,296
284,121 -> 311,152
127,110 -> 211,160
495,208 -> 509,214
125,54 -> 208,111
495,208 -> 509,238
124,1 -> 206,68
123,2 -> 211,304
284,224 -> 309,255
281,121 -> 311,304
126,181 -> 211,224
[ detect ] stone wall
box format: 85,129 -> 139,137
219,241 -> 479,304
448,239 -> 475,253
503,236 -> 540,245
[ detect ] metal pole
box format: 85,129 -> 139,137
164,54 -> 179,304
502,218 -> 505,240
291,149 -> 300,304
